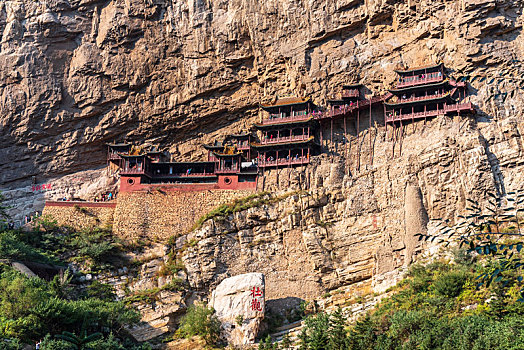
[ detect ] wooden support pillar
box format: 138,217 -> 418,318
330,118 -> 333,154
384,104 -> 387,139
412,105 -> 415,132
320,121 -> 323,151
369,97 -> 373,167
357,109 -> 360,172
344,115 -> 348,173
398,121 -> 404,157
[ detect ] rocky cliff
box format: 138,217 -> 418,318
1,0 -> 523,208
2,0 -> 524,344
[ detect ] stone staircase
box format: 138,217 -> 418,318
270,320 -> 304,343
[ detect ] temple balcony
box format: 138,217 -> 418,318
121,168 -> 152,177
385,102 -> 474,123
108,153 -> 121,161
236,142 -> 251,150
341,89 -> 359,98
389,92 -> 449,105
261,134 -> 310,145
396,73 -> 443,88
258,156 -> 310,168
260,114 -> 312,126
153,173 -> 217,178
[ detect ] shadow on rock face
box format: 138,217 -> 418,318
266,296 -> 305,315
264,296 -> 307,330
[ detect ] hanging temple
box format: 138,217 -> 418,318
107,63 -> 475,192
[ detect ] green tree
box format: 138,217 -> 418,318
48,270 -> 73,300
0,269 -> 50,320
328,308 -> 348,350
55,330 -> 102,350
347,315 -> 378,350
0,192 -> 9,223
281,334 -> 293,349
418,191 -> 524,300
258,334 -> 274,350
86,281 -> 116,300
176,304 -> 221,345
299,312 -> 330,350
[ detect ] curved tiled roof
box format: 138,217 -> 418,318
394,62 -> 443,74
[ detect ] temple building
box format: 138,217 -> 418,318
108,141 -> 257,192
384,63 -> 475,124
105,65 -> 477,194
327,84 -> 363,107
203,133 -> 252,162
251,96 -> 320,167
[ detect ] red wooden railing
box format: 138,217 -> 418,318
121,168 -> 151,177
392,92 -> 449,104
215,167 -> 240,174
261,134 -> 309,145
385,102 -> 474,123
341,89 -> 359,98
258,156 -> 310,167
317,94 -> 391,120
396,73 -> 443,88
45,201 -> 117,208
260,114 -> 312,126
108,153 -> 121,160
444,102 -> 474,112
154,173 -> 217,178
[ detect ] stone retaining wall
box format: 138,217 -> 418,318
43,201 -> 116,230
113,190 -> 254,241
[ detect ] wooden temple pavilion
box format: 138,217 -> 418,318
327,84 -> 363,106
252,96 -> 319,168
384,63 -> 475,124
108,142 -> 256,192
203,133 -> 258,187
107,143 -> 131,167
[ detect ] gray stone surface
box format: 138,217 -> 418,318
210,273 -> 265,346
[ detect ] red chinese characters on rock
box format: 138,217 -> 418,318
250,286 -> 263,312
32,184 -> 53,192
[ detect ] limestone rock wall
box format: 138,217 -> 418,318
1,0 -> 524,219
113,189 -> 254,241
181,113 -> 524,304
2,167 -> 118,225
42,202 -> 115,230
210,273 -> 265,346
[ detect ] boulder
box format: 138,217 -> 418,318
210,273 -> 265,346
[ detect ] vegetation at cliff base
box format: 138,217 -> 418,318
294,255 -> 524,350
0,196 -> 150,349
174,304 -> 221,346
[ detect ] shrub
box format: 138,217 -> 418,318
433,271 -> 468,298
176,304 -> 221,345
86,281 -> 116,301
0,231 -> 55,264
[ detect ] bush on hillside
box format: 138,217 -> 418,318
176,304 -> 221,345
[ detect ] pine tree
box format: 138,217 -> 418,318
281,334 -> 293,349
304,312 -> 330,350
328,308 -> 348,350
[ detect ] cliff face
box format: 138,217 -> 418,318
1,0 -> 522,187
179,115 -> 515,302
3,0 -> 523,342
